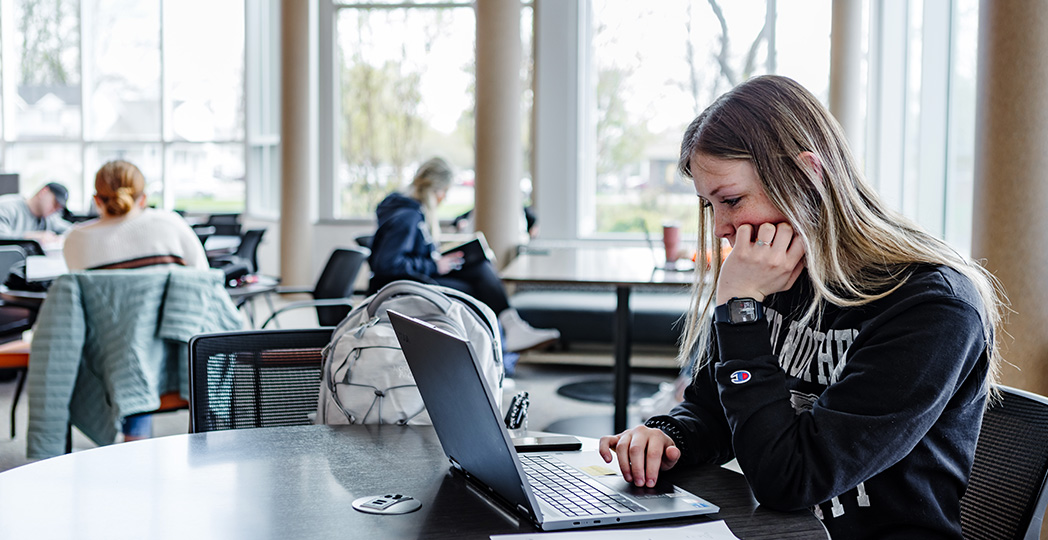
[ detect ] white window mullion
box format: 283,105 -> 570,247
915,0 -> 951,238
871,0 -> 905,214
532,0 -> 582,241
245,0 -> 258,216
80,0 -> 91,206
159,0 -> 170,210
318,0 -> 336,222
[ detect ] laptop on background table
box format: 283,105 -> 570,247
388,310 -> 718,531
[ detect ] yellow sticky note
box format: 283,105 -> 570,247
578,464 -> 618,476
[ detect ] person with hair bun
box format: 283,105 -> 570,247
598,76 -> 1007,539
63,160 -> 207,272
62,160 -> 209,441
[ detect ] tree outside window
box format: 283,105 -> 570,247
590,0 -> 830,237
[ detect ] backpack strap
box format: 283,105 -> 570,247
366,280 -> 453,318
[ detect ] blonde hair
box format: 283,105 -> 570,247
95,160 -> 145,217
408,157 -> 454,240
677,75 -> 1006,389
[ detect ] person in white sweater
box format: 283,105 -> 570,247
64,160 -> 208,272
63,159 -> 210,441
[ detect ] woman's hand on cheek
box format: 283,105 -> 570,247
716,222 -> 807,305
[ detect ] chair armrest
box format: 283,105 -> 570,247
275,286 -> 313,295
260,298 -> 356,329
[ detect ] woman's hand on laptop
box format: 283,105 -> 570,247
598,426 -> 681,488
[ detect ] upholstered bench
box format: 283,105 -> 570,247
510,286 -> 691,348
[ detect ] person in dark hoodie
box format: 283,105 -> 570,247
598,76 -> 1007,539
368,157 -> 559,353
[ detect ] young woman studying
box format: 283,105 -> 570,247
598,75 -> 1006,539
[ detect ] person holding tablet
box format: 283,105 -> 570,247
599,75 -> 1006,539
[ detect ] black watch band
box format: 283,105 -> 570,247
714,297 -> 764,325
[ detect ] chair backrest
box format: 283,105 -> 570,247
960,386 -> 1048,540
192,225 -> 217,247
0,239 -> 44,257
0,245 -> 26,284
205,213 -> 242,237
234,228 -> 266,273
188,327 -> 334,433
0,241 -> 43,291
313,247 -> 370,327
354,234 -> 374,250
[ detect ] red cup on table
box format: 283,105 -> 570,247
662,222 -> 681,264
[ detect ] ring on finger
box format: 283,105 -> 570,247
755,240 -> 772,247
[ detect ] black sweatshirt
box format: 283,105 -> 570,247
649,265 -> 989,539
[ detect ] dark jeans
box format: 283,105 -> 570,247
370,261 -> 511,316
433,260 -> 510,315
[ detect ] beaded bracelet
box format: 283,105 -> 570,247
643,416 -> 686,456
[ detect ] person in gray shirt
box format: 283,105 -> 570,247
0,182 -> 72,240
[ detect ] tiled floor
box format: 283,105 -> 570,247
0,294 -> 682,473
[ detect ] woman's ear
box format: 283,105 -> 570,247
137,194 -> 148,209
798,151 -> 823,183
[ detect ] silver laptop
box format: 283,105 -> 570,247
388,310 -> 718,531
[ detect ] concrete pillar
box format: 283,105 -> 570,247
475,0 -> 522,268
279,0 -> 315,287
828,0 -> 863,149
973,0 -> 1048,393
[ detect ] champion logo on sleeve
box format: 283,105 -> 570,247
729,370 -> 751,384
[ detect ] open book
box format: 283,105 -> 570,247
441,232 -> 495,267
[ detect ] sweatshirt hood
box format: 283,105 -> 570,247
375,192 -> 422,225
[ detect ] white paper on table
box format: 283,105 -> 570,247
490,520 -> 740,540
26,255 -> 68,281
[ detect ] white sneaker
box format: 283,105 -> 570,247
499,309 -> 560,353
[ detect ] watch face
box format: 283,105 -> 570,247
729,298 -> 759,323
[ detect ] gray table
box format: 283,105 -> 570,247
0,425 -> 827,539
501,247 -> 694,432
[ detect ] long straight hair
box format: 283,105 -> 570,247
407,157 -> 453,241
676,75 -> 1006,388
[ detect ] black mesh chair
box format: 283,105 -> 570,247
960,386 -> 1048,540
188,328 -> 333,433
262,247 -> 370,328
210,228 -> 266,273
192,225 -> 217,247
205,213 -> 242,237
0,246 -> 39,438
0,246 -> 36,334
0,239 -> 44,257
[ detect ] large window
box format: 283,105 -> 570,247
587,0 -> 831,237
865,0 -> 978,255
331,1 -> 533,222
0,0 -> 263,214
529,0 -> 978,255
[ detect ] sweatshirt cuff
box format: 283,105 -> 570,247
714,320 -> 774,361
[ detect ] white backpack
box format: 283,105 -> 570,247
316,280 -> 504,425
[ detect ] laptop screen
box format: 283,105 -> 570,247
388,310 -> 539,519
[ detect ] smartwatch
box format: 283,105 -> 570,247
714,297 -> 764,325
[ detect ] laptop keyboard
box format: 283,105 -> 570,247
520,454 -> 647,517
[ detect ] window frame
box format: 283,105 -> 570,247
320,0 -> 535,225
0,0 -> 270,217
